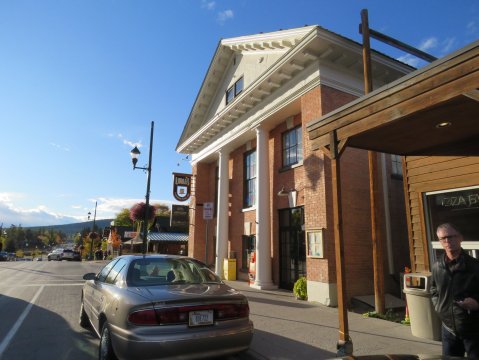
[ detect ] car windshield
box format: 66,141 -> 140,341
126,258 -> 221,286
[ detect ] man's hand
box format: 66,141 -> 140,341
456,297 -> 479,312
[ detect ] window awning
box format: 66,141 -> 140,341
147,232 -> 189,242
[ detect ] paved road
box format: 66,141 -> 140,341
0,260 -> 105,360
0,260 -> 257,360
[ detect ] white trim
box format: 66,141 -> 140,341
425,184 -> 479,195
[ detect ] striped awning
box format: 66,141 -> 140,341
147,232 -> 189,242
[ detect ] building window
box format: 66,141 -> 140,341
226,77 -> 244,105
244,150 -> 256,208
282,126 -> 303,167
391,154 -> 403,178
425,186 -> 479,262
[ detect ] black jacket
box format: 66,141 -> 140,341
430,250 -> 479,336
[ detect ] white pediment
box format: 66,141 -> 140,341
176,25 -> 413,158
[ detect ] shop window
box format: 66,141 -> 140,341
243,150 -> 256,208
282,126 -> 303,168
424,185 -> 479,262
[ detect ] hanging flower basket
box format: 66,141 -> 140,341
130,202 -> 156,222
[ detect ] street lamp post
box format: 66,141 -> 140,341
88,201 -> 97,260
130,121 -> 154,255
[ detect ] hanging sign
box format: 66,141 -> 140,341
173,173 -> 192,202
203,202 -> 214,220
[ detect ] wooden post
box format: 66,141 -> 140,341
361,8 -> 385,314
330,131 -> 353,356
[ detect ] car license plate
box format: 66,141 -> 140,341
189,310 -> 213,326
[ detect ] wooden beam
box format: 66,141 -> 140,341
464,89 -> 479,102
362,8 -> 385,315
330,130 -> 352,355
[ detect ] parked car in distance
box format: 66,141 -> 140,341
48,248 -> 75,261
61,249 -> 75,261
72,251 -> 82,261
0,252 -> 8,261
48,249 -> 63,261
80,255 -> 253,360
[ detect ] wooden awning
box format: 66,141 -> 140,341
307,41 -> 479,156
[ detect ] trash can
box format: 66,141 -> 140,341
403,273 -> 442,341
224,259 -> 236,280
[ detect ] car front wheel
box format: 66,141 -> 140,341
99,322 -> 117,360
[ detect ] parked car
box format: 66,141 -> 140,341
48,249 -> 63,261
0,252 -> 8,261
80,255 -> 253,360
61,249 -> 75,261
72,251 -> 82,261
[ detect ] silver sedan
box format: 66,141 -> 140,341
80,255 -> 253,360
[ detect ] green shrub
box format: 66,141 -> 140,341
293,276 -> 307,300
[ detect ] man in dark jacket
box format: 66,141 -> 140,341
431,223 -> 479,358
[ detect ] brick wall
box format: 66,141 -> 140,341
189,83 -> 408,301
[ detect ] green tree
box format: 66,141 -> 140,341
153,203 -> 170,217
114,208 -> 134,227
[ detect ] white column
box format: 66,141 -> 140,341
252,126 -> 276,289
215,149 -> 229,278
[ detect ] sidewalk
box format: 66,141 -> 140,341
225,280 -> 442,360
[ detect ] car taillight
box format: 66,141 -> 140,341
215,303 -> 249,320
128,309 -> 159,325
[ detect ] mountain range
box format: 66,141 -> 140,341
26,219 -> 114,236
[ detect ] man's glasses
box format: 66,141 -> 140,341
438,234 -> 458,242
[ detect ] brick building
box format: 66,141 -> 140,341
176,26 -> 414,305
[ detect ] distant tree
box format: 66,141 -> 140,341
114,209 -> 134,227
153,203 -> 170,217
4,236 -> 16,252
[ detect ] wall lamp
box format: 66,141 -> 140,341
277,186 -> 298,207
277,187 -> 289,196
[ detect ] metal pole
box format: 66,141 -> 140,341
142,121 -> 154,255
205,220 -> 209,264
90,201 -> 97,260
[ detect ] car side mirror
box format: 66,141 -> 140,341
83,273 -> 96,281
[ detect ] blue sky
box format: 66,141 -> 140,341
0,0 -> 477,227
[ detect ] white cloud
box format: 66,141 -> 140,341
397,54 -> 420,68
0,195 -> 78,227
217,9 -> 234,24
441,37 -> 456,54
49,142 -> 71,152
418,37 -> 438,52
201,0 -> 216,10
95,197 -> 178,219
115,133 -> 142,149
467,21 -> 477,35
0,194 -> 182,227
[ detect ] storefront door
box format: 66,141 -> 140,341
279,207 -> 306,290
